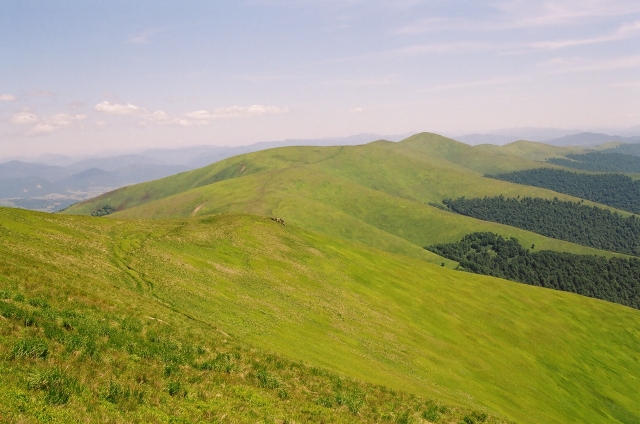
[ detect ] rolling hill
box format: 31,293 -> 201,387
1,207 -> 639,423
9,132 -> 638,422
64,133 -> 628,264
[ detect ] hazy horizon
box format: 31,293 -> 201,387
2,1 -> 640,157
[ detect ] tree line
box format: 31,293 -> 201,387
487,168 -> 640,214
426,232 -> 640,309
442,196 -> 640,256
546,152 -> 640,173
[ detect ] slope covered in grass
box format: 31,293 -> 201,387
2,207 -> 640,423
63,133 -> 626,264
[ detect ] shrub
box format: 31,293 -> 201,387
91,205 -> 116,217
11,338 -> 49,359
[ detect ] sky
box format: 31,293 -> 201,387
1,0 -> 640,157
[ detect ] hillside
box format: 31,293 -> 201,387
2,207 -> 640,423
63,133 -> 627,265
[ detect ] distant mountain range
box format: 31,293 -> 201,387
0,133 -> 410,212
455,127 -> 640,146
3,128 -> 640,212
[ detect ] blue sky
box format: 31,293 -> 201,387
2,0 -> 640,156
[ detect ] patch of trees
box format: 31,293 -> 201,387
442,196 -> 640,256
603,143 -> 640,157
426,232 -> 640,309
546,152 -> 640,173
91,205 -> 115,217
487,168 -> 640,214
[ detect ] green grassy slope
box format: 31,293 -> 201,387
63,133 -> 628,263
2,208 -> 639,423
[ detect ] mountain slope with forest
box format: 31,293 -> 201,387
64,133 -> 626,264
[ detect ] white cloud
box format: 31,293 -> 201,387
9,111 -> 39,124
27,124 -> 58,136
94,101 -> 288,127
208,104 -> 289,119
165,105 -> 290,126
95,101 -> 142,115
0,94 -> 16,101
95,120 -> 108,127
350,107 -> 363,113
144,110 -> 168,121
9,111 -> 86,136
45,113 -> 86,127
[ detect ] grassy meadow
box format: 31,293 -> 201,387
1,207 -> 639,423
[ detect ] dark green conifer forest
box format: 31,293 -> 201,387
442,196 -> 640,255
487,168 -> 640,214
426,232 -> 640,309
546,152 -> 640,172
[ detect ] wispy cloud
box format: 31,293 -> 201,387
27,90 -> 56,98
493,0 -> 640,28
0,94 -> 16,101
349,107 -> 363,113
524,20 -> 640,51
8,110 -> 86,136
165,105 -> 289,126
427,75 -> 524,92
539,55 -> 640,74
129,28 -> 168,44
94,101 -> 288,127
396,1 -> 640,34
9,111 -> 39,124
95,101 -> 142,115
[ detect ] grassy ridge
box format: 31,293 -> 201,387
2,208 -> 640,423
64,134 -> 628,264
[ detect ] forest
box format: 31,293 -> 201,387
426,232 -> 640,309
487,168 -> 640,214
442,196 -> 640,255
546,152 -> 640,172
603,143 -> 640,157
